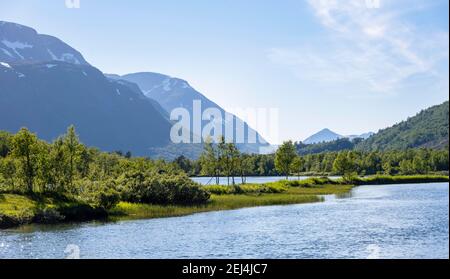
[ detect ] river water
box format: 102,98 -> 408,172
191,176 -> 341,185
0,183 -> 448,259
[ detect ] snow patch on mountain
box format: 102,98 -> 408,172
1,48 -> 13,57
1,40 -> 33,59
163,78 -> 173,91
0,62 -> 11,68
46,49 -> 81,65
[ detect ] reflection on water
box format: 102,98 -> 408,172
0,183 -> 448,259
335,191 -> 354,199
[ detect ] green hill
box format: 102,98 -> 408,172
357,101 -> 449,152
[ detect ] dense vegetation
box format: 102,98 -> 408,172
357,101 -> 449,151
293,102 -> 449,155
0,127 -> 210,213
295,138 -> 361,155
176,141 -> 448,181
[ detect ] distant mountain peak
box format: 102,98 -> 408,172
303,129 -> 374,145
303,129 -> 343,144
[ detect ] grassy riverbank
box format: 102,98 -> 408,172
1,175 -> 448,229
0,194 -> 106,229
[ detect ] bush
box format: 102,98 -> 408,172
120,172 -> 210,205
75,179 -> 120,210
204,183 -> 287,195
280,177 -> 338,187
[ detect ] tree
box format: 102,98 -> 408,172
11,128 -> 39,193
63,126 -> 81,189
174,155 -> 193,175
199,137 -> 220,184
0,131 -> 12,158
224,143 -> 240,185
0,157 -> 16,191
237,154 -> 255,184
275,141 -> 297,180
50,137 -> 68,192
290,156 -> 304,180
333,151 -> 357,181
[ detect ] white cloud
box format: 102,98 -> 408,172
268,0 -> 449,94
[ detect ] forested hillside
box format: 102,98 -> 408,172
357,101 -> 449,152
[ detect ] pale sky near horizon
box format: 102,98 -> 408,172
1,0 -> 449,144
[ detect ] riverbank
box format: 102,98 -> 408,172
109,184 -> 356,221
0,193 -> 106,229
1,175 -> 448,229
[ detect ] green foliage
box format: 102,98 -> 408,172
1,126 -> 211,209
340,174 -> 449,185
204,183 -> 287,195
290,156 -> 305,177
295,138 -> 356,155
275,141 -> 297,179
0,131 -> 12,158
357,101 -> 449,151
279,177 -> 339,187
120,173 -> 210,205
11,128 -> 40,193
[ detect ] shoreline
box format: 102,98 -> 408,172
1,175 -> 448,230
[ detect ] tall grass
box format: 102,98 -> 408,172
346,175 -> 449,185
109,194 -> 322,221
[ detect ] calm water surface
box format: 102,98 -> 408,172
191,176 -> 341,185
0,183 -> 448,259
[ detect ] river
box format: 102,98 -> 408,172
191,176 -> 341,185
0,183 -> 448,259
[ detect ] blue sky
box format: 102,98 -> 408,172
1,0 -> 448,144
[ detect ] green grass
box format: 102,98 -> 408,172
347,174 -> 449,185
0,193 -> 105,229
109,193 -> 323,221
0,194 -> 36,219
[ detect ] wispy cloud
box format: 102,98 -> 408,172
268,0 -> 449,93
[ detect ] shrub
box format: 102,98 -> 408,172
120,172 -> 210,205
280,177 -> 339,187
75,179 -> 120,210
204,183 -> 287,195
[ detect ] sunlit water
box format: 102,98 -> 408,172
0,183 -> 448,259
191,176 -> 341,185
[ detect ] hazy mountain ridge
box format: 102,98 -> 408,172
0,21 -> 267,159
303,128 -> 373,144
0,60 -> 173,156
119,72 -> 270,154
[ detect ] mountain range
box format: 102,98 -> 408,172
297,101 -> 448,155
0,21 -> 267,159
1,21 -> 448,159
